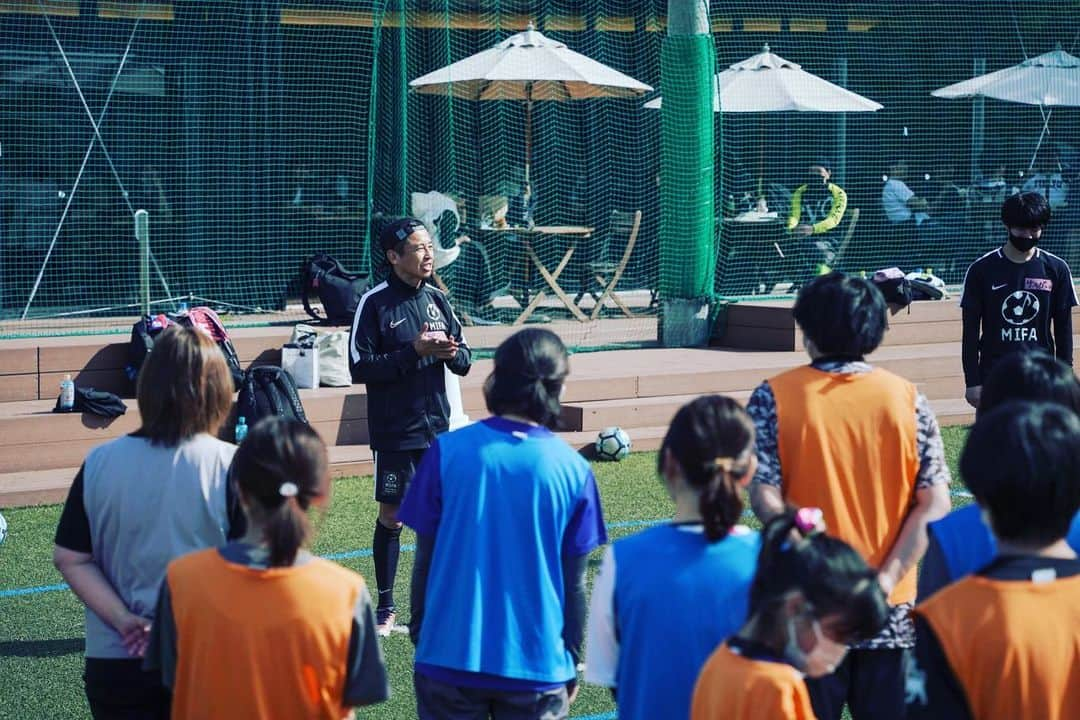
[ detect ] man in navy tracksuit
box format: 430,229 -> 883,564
350,217 -> 472,635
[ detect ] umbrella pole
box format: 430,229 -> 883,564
525,96 -> 533,185
1027,108 -> 1052,173
757,115 -> 764,199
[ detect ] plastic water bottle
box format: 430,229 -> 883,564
234,416 -> 248,444
59,374 -> 75,411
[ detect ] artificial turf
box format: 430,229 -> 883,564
0,425 -> 969,719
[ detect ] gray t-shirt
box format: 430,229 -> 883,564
79,433 -> 236,658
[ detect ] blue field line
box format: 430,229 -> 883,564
0,489 -> 976,599
573,713 -> 617,720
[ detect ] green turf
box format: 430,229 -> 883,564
0,434 -> 972,719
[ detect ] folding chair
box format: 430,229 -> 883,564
588,209 -> 642,320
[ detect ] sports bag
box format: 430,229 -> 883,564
177,306 -> 245,389
125,313 -> 175,384
301,253 -> 368,324
235,366 -> 309,433
871,267 -> 913,309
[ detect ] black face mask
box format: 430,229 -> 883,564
1008,233 -> 1039,253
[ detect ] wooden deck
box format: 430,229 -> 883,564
2,297 -> 1074,507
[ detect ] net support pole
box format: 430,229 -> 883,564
658,0 -> 715,347
135,209 -> 150,317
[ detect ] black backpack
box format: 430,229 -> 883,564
235,366 -> 309,434
301,253 -> 369,324
871,267 -> 913,309
125,313 -> 176,384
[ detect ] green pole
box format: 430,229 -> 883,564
659,0 -> 715,347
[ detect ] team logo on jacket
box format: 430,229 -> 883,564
426,303 -> 442,321
1025,277 -> 1052,292
1001,290 -> 1039,326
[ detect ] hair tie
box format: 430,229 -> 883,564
709,456 -> 735,473
794,507 -> 825,534
279,482 -> 299,498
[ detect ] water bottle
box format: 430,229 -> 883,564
234,416 -> 248,444
59,374 -> 75,411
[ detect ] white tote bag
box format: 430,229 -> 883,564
290,324 -> 352,387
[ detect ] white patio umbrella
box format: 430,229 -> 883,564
644,45 -> 880,195
409,24 -> 652,182
931,46 -> 1080,170
643,44 -> 883,113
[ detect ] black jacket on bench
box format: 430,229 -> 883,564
349,271 -> 471,452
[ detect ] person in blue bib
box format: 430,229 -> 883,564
584,395 -> 761,720
399,328 -> 606,720
919,350 -> 1080,601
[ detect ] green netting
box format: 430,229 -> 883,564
0,2 -> 1078,347
659,33 -> 715,300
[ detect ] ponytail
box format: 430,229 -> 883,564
660,396 -> 755,541
699,455 -> 752,541
749,509 -> 889,642
230,417 -> 329,567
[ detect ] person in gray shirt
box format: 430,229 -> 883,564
54,325 -> 239,719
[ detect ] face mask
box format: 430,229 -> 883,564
1008,232 -> 1039,253
785,615 -> 849,677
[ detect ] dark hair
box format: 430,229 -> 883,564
749,511 -> 889,642
137,325 -> 233,446
231,417 -> 329,567
484,329 -> 569,429
960,401 -> 1080,546
792,272 -> 887,357
1001,191 -> 1051,228
981,351 -> 1080,416
658,396 -> 755,541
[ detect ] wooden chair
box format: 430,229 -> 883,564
588,209 -> 642,320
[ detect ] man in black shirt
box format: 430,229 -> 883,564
960,192 -> 1077,410
349,217 -> 472,636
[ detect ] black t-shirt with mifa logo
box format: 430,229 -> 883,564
961,248 -> 1078,373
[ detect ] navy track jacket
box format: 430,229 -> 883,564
349,271 -> 471,451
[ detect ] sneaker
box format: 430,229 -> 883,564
375,608 -> 396,638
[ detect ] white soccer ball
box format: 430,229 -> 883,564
0,511 -> 7,545
595,426 -> 632,461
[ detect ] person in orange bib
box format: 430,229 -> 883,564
747,273 -> 952,720
692,508 -> 889,720
907,401 -> 1080,720
144,418 -> 390,719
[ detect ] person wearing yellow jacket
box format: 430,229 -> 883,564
786,163 -> 848,274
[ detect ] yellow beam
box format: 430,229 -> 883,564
0,0 -> 77,16
98,2 -> 172,21
790,17 -> 828,33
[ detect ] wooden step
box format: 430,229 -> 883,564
716,298 -> 1080,352
0,423 -> 673,508
564,392 -> 752,432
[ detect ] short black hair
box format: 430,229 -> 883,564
961,401 -> 1080,546
750,511 -> 889,642
793,272 -> 887,357
1001,191 -> 1051,228
981,350 -> 1080,416
484,328 -> 569,429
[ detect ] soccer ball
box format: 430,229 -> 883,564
0,511 -> 7,545
595,426 -> 631,461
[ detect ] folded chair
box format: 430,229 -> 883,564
588,209 -> 642,320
